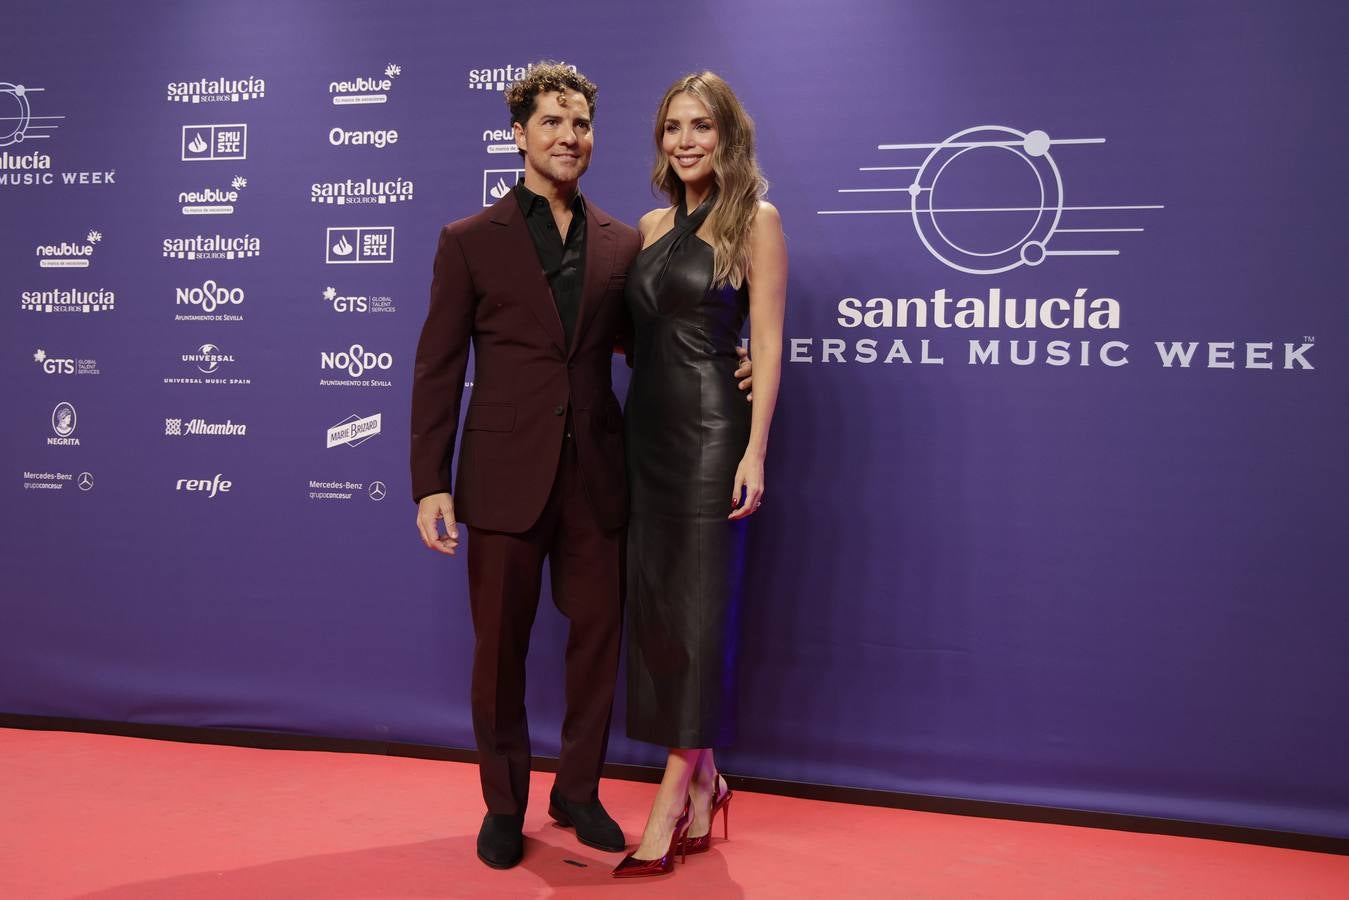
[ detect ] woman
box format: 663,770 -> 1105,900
612,72 -> 787,878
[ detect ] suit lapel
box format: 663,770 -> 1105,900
570,202 -> 615,360
488,194 -> 567,354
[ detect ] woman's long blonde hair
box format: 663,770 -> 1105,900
651,72 -> 768,289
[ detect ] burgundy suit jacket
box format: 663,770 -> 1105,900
410,192 -> 642,533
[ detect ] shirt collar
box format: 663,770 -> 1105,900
514,180 -> 586,219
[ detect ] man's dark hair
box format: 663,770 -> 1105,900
505,62 -> 598,131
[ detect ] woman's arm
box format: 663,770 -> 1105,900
729,201 -> 787,520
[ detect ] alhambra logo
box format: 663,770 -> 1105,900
165,416 -> 247,437
35,230 -> 100,267
181,124 -> 247,161
467,61 -> 576,92
819,125 -> 1162,275
330,64 -> 401,105
180,176 -> 246,215
311,177 -> 413,205
1,81 -> 116,186
166,75 -> 265,103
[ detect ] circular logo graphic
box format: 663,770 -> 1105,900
78,472 -> 94,491
367,480 -> 387,501
1,83 -> 31,148
197,343 -> 221,374
908,126 -> 1062,275
51,401 -> 77,437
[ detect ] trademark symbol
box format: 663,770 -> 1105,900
1304,335 -> 1315,343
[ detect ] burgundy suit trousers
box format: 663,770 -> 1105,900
466,435 -> 623,815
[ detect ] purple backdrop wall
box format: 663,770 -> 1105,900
3,0 -> 1347,839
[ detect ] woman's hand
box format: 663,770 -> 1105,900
729,453 -> 765,520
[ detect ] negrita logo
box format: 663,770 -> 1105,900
330,64 -> 400,105
48,401 -> 79,446
166,75 -> 265,103
181,124 -> 247,161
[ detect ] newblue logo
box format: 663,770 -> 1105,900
181,176 -> 246,214
330,64 -> 400,105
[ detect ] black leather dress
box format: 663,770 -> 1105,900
624,194 -> 750,748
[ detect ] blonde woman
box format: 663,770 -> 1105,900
613,72 -> 787,878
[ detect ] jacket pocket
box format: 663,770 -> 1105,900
464,403 -> 515,432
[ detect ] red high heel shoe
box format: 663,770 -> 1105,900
611,800 -> 692,878
683,773 -> 733,855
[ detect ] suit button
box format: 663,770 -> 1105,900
553,405 -> 565,416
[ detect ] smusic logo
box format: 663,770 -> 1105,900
181,124 -> 247,161
326,227 -> 394,264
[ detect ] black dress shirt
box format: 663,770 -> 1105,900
514,182 -> 587,347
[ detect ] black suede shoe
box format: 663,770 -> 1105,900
477,812 -> 524,869
548,788 -> 626,852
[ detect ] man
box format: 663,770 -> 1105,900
410,63 -> 749,869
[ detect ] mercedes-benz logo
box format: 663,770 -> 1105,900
367,480 -> 386,501
78,471 -> 94,491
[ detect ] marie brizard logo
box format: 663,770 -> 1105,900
819,125 -> 1163,274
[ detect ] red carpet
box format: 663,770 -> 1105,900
0,728 -> 1343,899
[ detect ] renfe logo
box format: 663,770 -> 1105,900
176,474 -> 232,497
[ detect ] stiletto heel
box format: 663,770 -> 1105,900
611,800 -> 692,878
683,773 -> 733,855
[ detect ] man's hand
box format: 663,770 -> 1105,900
735,344 -> 753,401
416,492 -> 460,556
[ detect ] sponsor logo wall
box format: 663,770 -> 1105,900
3,3 -> 1344,843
